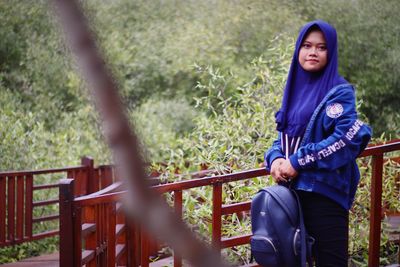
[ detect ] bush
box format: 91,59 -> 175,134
157,36 -> 292,264
131,97 -> 202,163
157,36 -> 399,265
87,0 -> 302,107
0,88 -> 109,171
0,86 -> 111,263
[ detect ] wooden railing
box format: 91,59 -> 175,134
59,140 -> 400,267
58,169 -> 218,267
359,141 -> 400,266
60,179 -> 132,266
0,155 -> 212,249
0,156 -> 115,247
59,168 -> 265,267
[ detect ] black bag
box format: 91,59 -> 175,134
250,185 -> 314,267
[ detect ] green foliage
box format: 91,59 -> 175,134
131,97 -> 202,163
87,0 -> 302,107
0,0 -> 89,131
156,38 -> 291,263
0,1 -> 50,72
180,37 -> 292,173
0,87 -> 110,262
85,0 -> 400,135
0,89 -> 109,171
2,0 -> 399,136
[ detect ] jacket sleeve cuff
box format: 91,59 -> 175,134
289,154 -> 301,171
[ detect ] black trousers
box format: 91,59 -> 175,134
297,191 -> 349,267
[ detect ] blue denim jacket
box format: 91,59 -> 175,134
264,84 -> 372,210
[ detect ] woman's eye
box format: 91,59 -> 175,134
302,44 -> 311,48
318,46 -> 327,51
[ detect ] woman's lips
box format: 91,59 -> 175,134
306,59 -> 319,63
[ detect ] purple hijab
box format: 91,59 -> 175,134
275,20 -> 348,138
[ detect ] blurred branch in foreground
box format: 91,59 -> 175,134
51,0 -> 229,266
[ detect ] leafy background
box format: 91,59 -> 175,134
0,0 -> 399,265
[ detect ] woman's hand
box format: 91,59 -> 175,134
279,159 -> 298,180
270,158 -> 287,183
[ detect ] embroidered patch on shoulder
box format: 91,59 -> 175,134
326,103 -> 344,118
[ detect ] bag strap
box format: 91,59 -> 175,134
264,187 -> 297,226
293,190 -> 313,267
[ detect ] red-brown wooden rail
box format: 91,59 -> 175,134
60,179 -> 134,267
0,156 -> 115,247
59,140 -> 400,267
59,168 -> 217,267
0,154 -> 209,249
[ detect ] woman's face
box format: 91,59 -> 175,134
298,30 -> 328,72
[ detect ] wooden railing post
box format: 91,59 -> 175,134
16,176 -> 24,241
174,190 -> 183,267
368,154 -> 384,267
141,230 -> 150,267
7,176 -> 15,243
0,175 -> 6,245
127,221 -> 140,267
101,166 -> 114,189
212,182 -> 223,251
82,156 -> 96,194
83,205 -> 97,267
107,203 -> 117,266
59,178 -> 75,267
25,174 -> 33,239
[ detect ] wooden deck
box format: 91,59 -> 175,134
1,252 -> 399,267
0,254 -> 177,267
1,252 -> 58,267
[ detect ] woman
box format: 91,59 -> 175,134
264,20 -> 372,266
